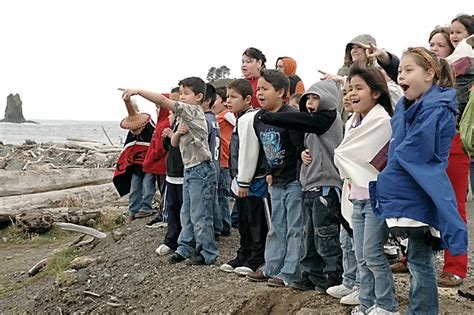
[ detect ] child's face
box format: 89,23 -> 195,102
211,95 -> 227,114
226,88 -> 250,113
241,55 -> 261,79
305,94 -> 320,113
450,21 -> 470,48
351,44 -> 368,65
342,83 -> 354,113
348,75 -> 379,117
276,59 -> 285,73
169,92 -> 180,101
398,55 -> 434,101
288,98 -> 300,110
179,85 -> 202,105
429,33 -> 452,58
257,77 -> 284,112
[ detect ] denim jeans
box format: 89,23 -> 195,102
352,199 -> 398,313
217,167 -> 232,234
128,172 -> 156,216
261,180 -> 303,284
300,189 -> 342,285
406,228 -> 438,315
176,161 -> 219,264
340,227 -> 360,288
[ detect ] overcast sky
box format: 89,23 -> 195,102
0,1 -> 470,121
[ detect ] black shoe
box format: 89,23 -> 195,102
168,252 -> 185,264
185,254 -> 206,265
315,273 -> 342,293
146,214 -> 163,226
214,233 -> 220,241
289,278 -> 315,291
221,230 -> 231,237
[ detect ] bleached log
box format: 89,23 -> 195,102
0,168 -> 114,197
54,222 -> 106,239
28,258 -> 48,277
0,183 -> 123,223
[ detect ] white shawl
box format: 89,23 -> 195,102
335,104 -> 392,228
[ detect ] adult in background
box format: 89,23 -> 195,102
275,56 -> 305,98
241,47 -> 267,108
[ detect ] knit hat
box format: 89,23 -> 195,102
120,97 -> 151,130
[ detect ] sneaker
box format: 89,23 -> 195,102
146,222 -> 167,229
135,210 -> 153,218
168,252 -> 186,264
185,254 -> 206,265
155,244 -> 172,256
327,284 -> 357,299
146,214 -> 163,226
126,215 -> 135,224
315,273 -> 342,293
221,230 -> 231,237
366,305 -> 400,315
340,288 -> 360,305
390,261 -> 409,274
289,278 -> 315,291
351,306 -> 365,315
246,270 -> 270,282
267,277 -> 285,287
438,272 -> 463,287
234,266 -> 253,276
219,263 -> 235,273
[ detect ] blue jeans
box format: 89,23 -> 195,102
352,199 -> 398,313
340,227 -> 359,288
128,172 -> 156,216
300,189 -> 342,285
176,161 -> 219,264
217,167 -> 231,234
406,228 -> 438,315
261,180 -> 303,284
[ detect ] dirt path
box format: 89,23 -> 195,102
0,202 -> 473,314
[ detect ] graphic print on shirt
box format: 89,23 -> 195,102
260,129 -> 285,167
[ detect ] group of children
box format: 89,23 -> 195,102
113,13 -> 473,315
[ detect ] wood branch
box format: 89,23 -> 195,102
68,234 -> 87,247
28,258 -> 48,277
0,168 -> 114,197
54,222 -> 106,239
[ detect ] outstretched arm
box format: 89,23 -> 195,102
259,110 -> 337,135
121,89 -> 176,112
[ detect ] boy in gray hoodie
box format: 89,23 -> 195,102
259,80 -> 344,291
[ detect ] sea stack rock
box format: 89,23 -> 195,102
1,94 -> 37,123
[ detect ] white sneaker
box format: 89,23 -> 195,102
366,305 -> 400,315
340,288 -> 360,305
327,284 -> 357,298
233,266 -> 253,276
219,263 -> 235,273
155,244 -> 172,256
351,306 -> 365,315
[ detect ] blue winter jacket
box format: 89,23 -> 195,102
370,85 -> 467,256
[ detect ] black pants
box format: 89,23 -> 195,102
236,196 -> 269,271
162,182 -> 182,250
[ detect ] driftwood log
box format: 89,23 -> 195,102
0,168 -> 114,197
0,183 -> 122,223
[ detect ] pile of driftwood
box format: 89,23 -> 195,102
0,140 -> 127,228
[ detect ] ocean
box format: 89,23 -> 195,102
0,120 -> 129,146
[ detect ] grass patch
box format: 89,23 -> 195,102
43,247 -> 83,275
0,225 -> 73,246
93,208 -> 126,232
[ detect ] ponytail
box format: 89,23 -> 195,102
438,58 -> 455,88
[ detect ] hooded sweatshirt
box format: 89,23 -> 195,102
259,80 -> 343,190
276,57 -> 305,96
370,85 -> 467,256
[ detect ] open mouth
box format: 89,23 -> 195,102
350,98 -> 360,105
307,107 -> 316,113
399,83 -> 409,92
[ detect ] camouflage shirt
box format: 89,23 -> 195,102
174,101 -> 211,168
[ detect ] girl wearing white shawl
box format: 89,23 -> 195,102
334,67 -> 398,315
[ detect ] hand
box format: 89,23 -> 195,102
355,41 -> 390,65
162,127 -> 173,138
120,88 -> 140,101
318,70 -> 344,84
301,149 -> 312,165
238,187 -> 249,198
177,124 -> 189,135
266,175 -> 273,186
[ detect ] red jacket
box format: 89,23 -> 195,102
143,107 -> 170,175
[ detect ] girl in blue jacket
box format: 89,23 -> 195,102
371,47 -> 468,314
